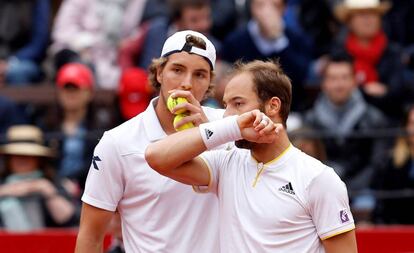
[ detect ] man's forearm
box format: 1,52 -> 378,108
145,127 -> 207,173
75,235 -> 104,253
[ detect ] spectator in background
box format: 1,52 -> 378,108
205,61 -> 233,108
140,0 -> 237,41
219,0 -> 312,111
38,63 -> 112,194
289,126 -> 327,163
0,0 -> 50,85
285,0 -> 339,59
118,67 -> 152,121
333,0 -> 405,122
51,0 -> 147,89
304,52 -> 389,220
0,96 -> 28,138
0,125 -> 78,231
136,0 -> 220,70
372,104 -> 414,224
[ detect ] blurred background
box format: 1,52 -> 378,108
0,0 -> 413,252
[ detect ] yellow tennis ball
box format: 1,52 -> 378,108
167,95 -> 188,114
173,114 -> 195,131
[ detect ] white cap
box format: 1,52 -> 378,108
161,30 -> 216,69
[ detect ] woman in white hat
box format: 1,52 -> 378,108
333,0 -> 405,122
0,125 -> 78,231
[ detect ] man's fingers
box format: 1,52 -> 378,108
170,90 -> 198,105
254,113 -> 271,131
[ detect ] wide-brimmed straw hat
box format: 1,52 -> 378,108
334,0 -> 391,22
0,125 -> 54,157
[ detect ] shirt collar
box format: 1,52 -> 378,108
142,97 -> 168,142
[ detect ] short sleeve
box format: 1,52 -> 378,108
81,132 -> 124,212
307,168 -> 355,240
193,150 -> 228,195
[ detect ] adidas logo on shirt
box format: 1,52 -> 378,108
205,129 -> 214,139
279,182 -> 295,195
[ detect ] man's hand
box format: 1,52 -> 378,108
0,179 -> 56,198
168,90 -> 210,128
237,109 -> 283,144
363,82 -> 388,97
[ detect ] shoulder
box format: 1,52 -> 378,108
103,114 -> 147,154
362,105 -> 388,127
202,106 -> 225,121
290,147 -> 330,185
201,147 -> 248,166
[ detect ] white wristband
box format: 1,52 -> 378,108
199,115 -> 242,150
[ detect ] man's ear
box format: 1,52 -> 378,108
156,66 -> 163,84
265,97 -> 281,117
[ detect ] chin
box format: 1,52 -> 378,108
235,140 -> 254,150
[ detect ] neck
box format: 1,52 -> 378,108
251,131 -> 291,164
356,36 -> 371,46
154,97 -> 177,135
63,108 -> 87,134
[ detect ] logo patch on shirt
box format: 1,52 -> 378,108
279,182 -> 295,195
205,128 -> 214,139
92,156 -> 102,170
340,209 -> 350,223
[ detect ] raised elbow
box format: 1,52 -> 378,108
145,145 -> 168,173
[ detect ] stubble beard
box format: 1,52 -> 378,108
235,102 -> 266,150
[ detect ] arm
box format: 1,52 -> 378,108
75,203 -> 114,253
145,126 -> 212,186
308,169 -> 357,252
146,110 -> 280,186
322,230 -> 358,253
14,0 -> 50,61
38,179 -> 76,224
0,179 -> 76,225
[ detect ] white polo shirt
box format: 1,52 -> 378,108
82,98 -> 223,253
197,145 -> 355,253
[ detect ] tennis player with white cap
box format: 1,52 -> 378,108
75,30 -> 225,253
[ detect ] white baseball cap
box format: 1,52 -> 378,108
161,30 -> 216,70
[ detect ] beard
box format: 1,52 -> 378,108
235,139 -> 255,150
235,102 -> 267,150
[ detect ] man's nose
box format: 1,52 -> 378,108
180,74 -> 193,90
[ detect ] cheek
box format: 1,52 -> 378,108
193,80 -> 211,99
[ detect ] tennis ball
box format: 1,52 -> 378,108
167,95 -> 188,114
173,114 -> 194,131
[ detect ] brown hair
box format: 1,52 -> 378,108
233,60 -> 292,127
148,34 -> 214,94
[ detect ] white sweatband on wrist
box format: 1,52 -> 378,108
199,115 -> 242,150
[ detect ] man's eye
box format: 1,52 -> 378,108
196,72 -> 206,79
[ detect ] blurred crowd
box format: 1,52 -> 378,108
0,0 -> 413,241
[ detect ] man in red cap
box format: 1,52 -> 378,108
56,63 -> 94,90
42,63 -> 102,197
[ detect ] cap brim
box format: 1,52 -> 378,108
334,2 -> 391,22
0,143 -> 55,157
